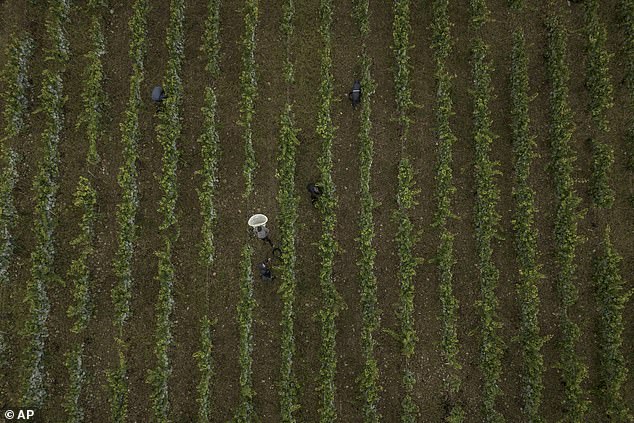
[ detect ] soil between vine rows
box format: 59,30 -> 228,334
0,0 -> 632,422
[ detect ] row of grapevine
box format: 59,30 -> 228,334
584,0 -> 615,208
76,1 -> 108,166
509,29 -> 546,423
193,0 -> 221,421
239,0 -> 259,197
589,139 -> 615,209
147,0 -> 185,421
1,34 -> 33,145
0,31 -> 33,406
277,110 -> 299,422
0,33 -> 33,281
392,1 -> 420,421
583,0 -> 614,133
394,159 -> 418,423
352,0 -> 381,422
470,0 -> 490,30
63,177 -> 97,422
64,1 -> 106,420
108,0 -> 149,420
593,227 -> 633,421
392,0 -> 413,131
194,316 -> 215,423
315,0 -> 341,421
234,0 -> 260,420
430,0 -> 463,421
469,2 -> 504,419
20,0 -> 70,408
625,0 -> 634,91
624,0 -> 634,174
234,244 -> 256,422
276,0 -> 300,421
585,4 -> 631,421
0,32 -> 33,290
545,8 -> 589,421
234,0 -> 262,418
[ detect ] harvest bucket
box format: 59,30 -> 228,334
247,213 -> 268,229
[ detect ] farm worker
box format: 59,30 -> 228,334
306,183 -> 322,205
257,259 -> 275,281
348,80 -> 361,109
254,225 -> 274,247
152,85 -> 167,103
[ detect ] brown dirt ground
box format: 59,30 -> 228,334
1,0 -> 633,422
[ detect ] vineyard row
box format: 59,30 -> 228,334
21,0 -> 70,408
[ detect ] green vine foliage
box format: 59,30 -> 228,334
392,0 -> 413,131
147,242 -> 176,423
627,126 -> 634,173
76,11 -> 107,165
431,0 -> 463,420
623,0 -> 634,92
0,33 -> 33,287
197,88 -> 220,267
277,105 -> 300,423
234,244 -> 256,423
590,138 -> 615,209
353,0 -> 369,37
315,1 -> 341,422
44,0 -> 70,64
281,0 -> 295,85
197,0 -> 221,271
63,12 -> 103,401
62,4 -> 104,414
510,29 -> 546,423
584,0 -> 615,209
194,316 -> 215,423
2,33 -> 34,140
353,1 -> 382,420
147,0 -> 185,421
63,345 -> 86,423
545,7 -> 589,422
66,177 -> 97,335
201,0 -> 221,78
394,158 -> 420,423
108,1 -> 148,420
21,0 -> 69,409
64,177 -> 97,423
470,0 -> 490,30
594,227 -> 633,422
392,1 -> 420,421
584,0 -> 614,133
277,4 -> 300,418
194,1 -> 221,420
239,0 -> 259,197
621,0 -> 634,177
471,36 -> 504,423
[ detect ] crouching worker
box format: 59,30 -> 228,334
152,85 -> 167,103
348,80 -> 361,109
257,259 -> 275,282
306,183 -> 323,206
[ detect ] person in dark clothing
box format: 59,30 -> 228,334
348,80 -> 362,109
152,86 -> 167,103
307,183 -> 322,205
257,259 -> 275,281
254,225 -> 274,247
